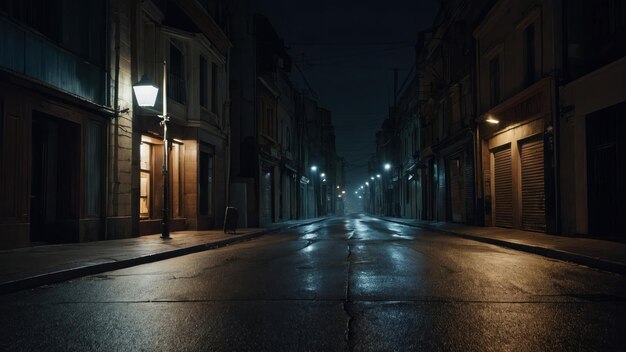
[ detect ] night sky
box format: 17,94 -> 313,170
252,1 -> 439,199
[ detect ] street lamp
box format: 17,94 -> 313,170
376,174 -> 381,178
133,61 -> 170,239
370,176 -> 375,180
384,163 -> 391,171
311,165 -> 318,172
320,172 -> 326,178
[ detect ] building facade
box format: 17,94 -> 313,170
558,0 -> 626,237
0,0 -> 129,248
133,0 -> 232,235
474,0 -> 559,233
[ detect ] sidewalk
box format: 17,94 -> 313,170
377,216 -> 626,275
0,217 -> 328,295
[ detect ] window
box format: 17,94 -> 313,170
199,148 -> 214,216
566,0 -> 626,80
85,121 -> 103,217
489,55 -> 501,107
140,142 -> 152,219
168,41 -> 186,104
211,62 -> 218,113
170,143 -> 183,218
199,56 -> 208,108
524,23 -> 536,86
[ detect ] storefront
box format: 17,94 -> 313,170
480,78 -> 555,233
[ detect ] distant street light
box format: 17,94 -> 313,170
321,172 -> 326,178
376,174 -> 381,178
370,176 -> 375,180
384,163 -> 391,171
311,165 -> 318,172
133,61 -> 170,239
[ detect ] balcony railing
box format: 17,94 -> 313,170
0,16 -> 105,104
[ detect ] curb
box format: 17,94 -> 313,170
0,217 -> 329,295
376,217 -> 626,276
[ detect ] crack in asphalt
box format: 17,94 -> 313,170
40,297 -> 623,305
344,229 -> 355,351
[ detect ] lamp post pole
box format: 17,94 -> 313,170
160,60 -> 170,239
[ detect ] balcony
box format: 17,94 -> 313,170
0,16 -> 105,105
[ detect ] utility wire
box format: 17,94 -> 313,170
288,41 -> 415,46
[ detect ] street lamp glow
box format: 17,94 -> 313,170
358,196 -> 362,199
321,172 -> 326,178
485,114 -> 500,124
370,176 -> 375,180
355,191 -> 358,194
336,186 -> 340,189
322,178 -> 326,182
311,165 -> 317,172
342,190 -> 346,194
376,174 -> 381,178
365,182 -> 369,186
384,163 -> 391,171
132,62 -> 170,239
132,74 -> 159,107
360,186 -> 364,189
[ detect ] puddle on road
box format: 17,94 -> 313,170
302,233 -> 318,240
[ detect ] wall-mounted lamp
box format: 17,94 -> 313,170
485,115 -> 500,124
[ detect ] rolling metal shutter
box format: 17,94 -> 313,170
521,138 -> 545,232
494,146 -> 513,228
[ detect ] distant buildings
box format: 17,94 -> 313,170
370,0 -> 626,237
0,0 -> 341,249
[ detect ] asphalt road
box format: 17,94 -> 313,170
2,214 -> 626,351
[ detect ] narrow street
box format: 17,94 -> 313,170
2,215 -> 626,351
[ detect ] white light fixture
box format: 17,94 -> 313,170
132,74 -> 159,107
370,176 -> 375,180
376,174 -> 381,178
342,190 -> 346,194
310,165 -> 317,172
384,163 -> 391,171
320,173 -> 326,178
365,182 -> 369,186
485,115 -> 500,124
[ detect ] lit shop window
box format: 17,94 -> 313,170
140,142 -> 151,219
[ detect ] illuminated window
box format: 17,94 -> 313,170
140,142 -> 151,218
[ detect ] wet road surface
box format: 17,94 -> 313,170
1,214 -> 626,351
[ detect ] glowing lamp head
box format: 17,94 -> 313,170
384,163 -> 391,171
132,74 -> 159,107
485,115 -> 500,124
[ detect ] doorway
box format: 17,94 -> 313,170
586,102 -> 626,236
30,111 -> 80,244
